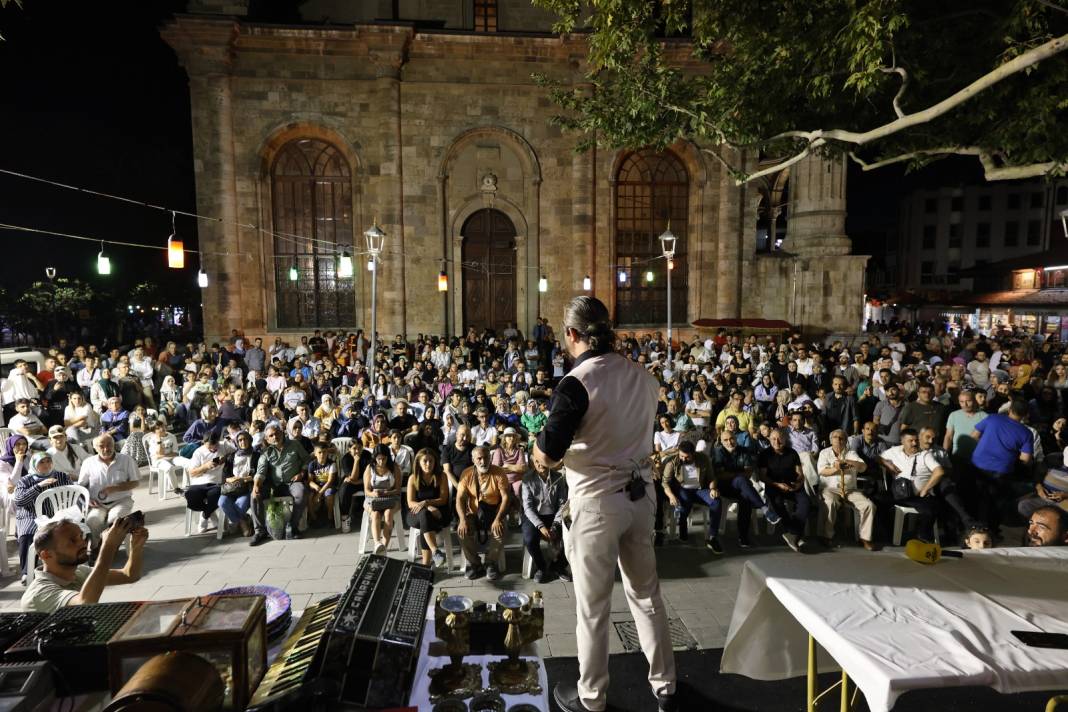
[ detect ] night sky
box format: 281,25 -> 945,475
0,1 -> 982,298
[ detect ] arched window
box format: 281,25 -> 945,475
271,139 -> 355,328
614,150 -> 688,325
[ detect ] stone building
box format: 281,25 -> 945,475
163,0 -> 868,342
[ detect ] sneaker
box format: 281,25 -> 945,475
431,549 -> 446,568
341,516 -> 351,534
533,569 -> 548,584
486,564 -> 500,581
738,539 -> 752,549
762,506 -> 781,526
374,542 -> 387,555
556,566 -> 573,583
705,537 -> 724,555
783,532 -> 800,552
797,537 -> 807,552
197,517 -> 212,534
250,531 -> 270,547
464,565 -> 484,580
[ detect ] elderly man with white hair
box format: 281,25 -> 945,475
816,429 -> 877,550
77,433 -> 140,556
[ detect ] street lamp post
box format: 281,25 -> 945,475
45,266 -> 57,347
363,220 -> 387,389
659,224 -> 677,370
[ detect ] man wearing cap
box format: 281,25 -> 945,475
41,367 -> 80,428
534,296 -> 677,712
46,425 -> 88,476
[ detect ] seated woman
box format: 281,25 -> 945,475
406,448 -> 451,568
0,434 -> 30,519
491,427 -> 528,500
13,452 -> 73,580
363,444 -> 402,553
63,391 -> 99,446
338,436 -> 373,533
157,375 -> 182,426
305,442 -> 338,527
218,430 -> 256,537
120,415 -> 150,468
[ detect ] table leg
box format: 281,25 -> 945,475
1047,695 -> 1068,712
808,634 -> 816,712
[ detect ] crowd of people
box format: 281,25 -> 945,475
2,318 -> 1068,610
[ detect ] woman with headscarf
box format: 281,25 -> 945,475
0,434 -> 30,515
218,430 -> 257,537
158,374 -> 181,423
314,394 -> 340,433
13,451 -> 73,580
90,367 -> 121,413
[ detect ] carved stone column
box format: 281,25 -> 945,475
787,153 -> 850,257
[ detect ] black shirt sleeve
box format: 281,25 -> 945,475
536,375 -> 590,462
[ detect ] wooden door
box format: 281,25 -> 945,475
462,209 -> 517,335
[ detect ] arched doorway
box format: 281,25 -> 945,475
462,209 -> 517,334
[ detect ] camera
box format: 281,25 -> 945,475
123,511 -> 145,530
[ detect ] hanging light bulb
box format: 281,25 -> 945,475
618,269 -> 627,284
97,243 -> 111,275
367,258 -> 376,272
338,251 -> 353,278
582,274 -> 591,291
438,270 -> 448,292
668,259 -> 674,271
197,270 -> 209,288
288,265 -> 298,282
538,275 -> 548,293
645,270 -> 654,283
166,212 -> 183,268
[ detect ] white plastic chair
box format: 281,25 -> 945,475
151,459 -> 188,502
26,485 -> 91,585
184,504 -> 226,540
330,437 -> 353,454
892,505 -> 941,546
521,537 -> 558,579
408,523 -> 457,572
355,506 -> 407,554
0,428 -> 11,443
0,506 -> 9,578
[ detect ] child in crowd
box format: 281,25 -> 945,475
306,443 -> 338,528
963,525 -> 994,550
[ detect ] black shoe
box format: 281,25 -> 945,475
706,537 -> 723,555
654,532 -> 665,547
486,564 -> 500,581
533,569 -> 548,584
553,682 -> 595,712
286,528 -> 302,540
556,565 -> 573,583
250,531 -> 270,547
657,689 -> 679,712
465,565 -> 485,580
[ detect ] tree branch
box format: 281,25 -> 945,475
878,66 -> 909,118
849,147 -> 1065,180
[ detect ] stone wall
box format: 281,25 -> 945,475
163,16 -> 868,342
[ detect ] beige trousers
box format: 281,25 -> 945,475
565,487 -> 676,711
818,488 -> 875,541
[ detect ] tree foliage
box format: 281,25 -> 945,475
533,0 -> 1068,182
17,278 -> 95,318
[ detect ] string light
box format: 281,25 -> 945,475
618,269 -> 627,284
288,265 -> 298,282
538,275 -> 548,293
582,274 -> 591,291
97,242 -> 111,275
338,250 -> 353,278
645,270 -> 654,283
197,270 -> 209,288
438,270 -> 448,292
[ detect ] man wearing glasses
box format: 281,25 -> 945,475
250,423 -> 310,546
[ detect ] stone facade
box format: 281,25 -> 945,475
164,2 -> 868,342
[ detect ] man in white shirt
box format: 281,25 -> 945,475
185,433 -> 235,533
816,430 -> 876,549
794,346 -> 815,376
471,409 -> 498,448
78,434 -> 140,554
2,360 -> 42,423
46,425 -> 88,476
880,428 -> 944,541
685,390 -> 711,429
127,347 -> 156,409
8,399 -> 49,450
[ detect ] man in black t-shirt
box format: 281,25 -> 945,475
440,424 -> 474,489
757,428 -> 810,553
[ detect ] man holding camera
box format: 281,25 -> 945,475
21,515 -> 148,613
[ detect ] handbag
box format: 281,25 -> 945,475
892,455 -> 918,501
220,478 -> 251,497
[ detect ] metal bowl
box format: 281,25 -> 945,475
496,591 -> 530,610
440,595 -> 474,613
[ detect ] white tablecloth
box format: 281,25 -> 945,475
720,547 -> 1068,712
409,604 -> 550,710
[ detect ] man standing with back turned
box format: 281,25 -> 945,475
533,296 -> 677,712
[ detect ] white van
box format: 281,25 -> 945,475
0,347 -> 48,380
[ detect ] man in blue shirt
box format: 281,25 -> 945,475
970,400 -> 1033,536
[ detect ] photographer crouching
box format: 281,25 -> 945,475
21,513 -> 148,614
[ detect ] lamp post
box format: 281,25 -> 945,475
364,220 -> 387,388
45,266 -> 57,347
659,224 -> 677,369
